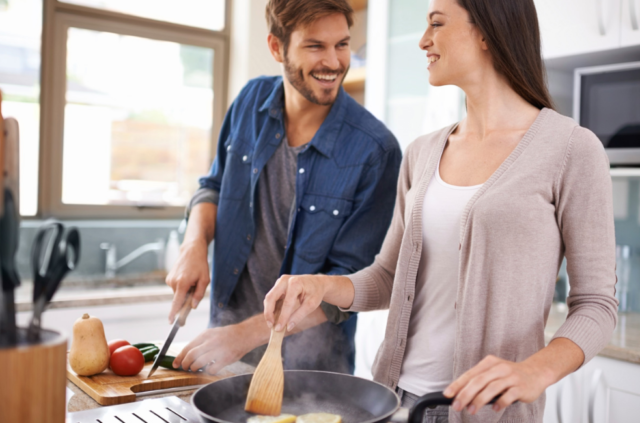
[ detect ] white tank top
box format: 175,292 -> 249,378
398,158 -> 482,395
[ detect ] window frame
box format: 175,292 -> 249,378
37,0 -> 229,219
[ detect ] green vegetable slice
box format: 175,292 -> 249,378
132,342 -> 156,350
142,347 -> 160,361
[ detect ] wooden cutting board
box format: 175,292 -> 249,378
68,360 -> 235,406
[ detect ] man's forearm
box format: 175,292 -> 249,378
238,308 -> 328,349
184,202 -> 217,247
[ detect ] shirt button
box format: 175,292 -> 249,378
276,133 -> 281,139
249,202 -> 253,208
233,268 -> 239,275
242,155 -> 248,162
253,168 -> 258,174
227,145 -> 231,151
333,210 -> 339,216
310,205 -> 316,211
218,302 -> 224,308
299,168 -> 305,174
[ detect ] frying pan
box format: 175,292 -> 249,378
191,370 -> 462,423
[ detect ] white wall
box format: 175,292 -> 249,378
228,0 -> 282,106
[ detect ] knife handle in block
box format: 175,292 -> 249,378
177,288 -> 195,327
0,89 -> 5,216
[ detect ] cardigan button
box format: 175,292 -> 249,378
459,243 -> 461,250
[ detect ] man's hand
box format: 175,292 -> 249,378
443,338 -> 584,415
166,239 -> 210,323
172,323 -> 256,375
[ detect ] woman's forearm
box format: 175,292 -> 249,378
525,337 -> 584,386
322,275 -> 356,309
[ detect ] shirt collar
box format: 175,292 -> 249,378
259,77 -> 347,159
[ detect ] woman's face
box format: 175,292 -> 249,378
419,0 -> 490,88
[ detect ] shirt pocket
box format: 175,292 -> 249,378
294,194 -> 354,263
219,137 -> 254,200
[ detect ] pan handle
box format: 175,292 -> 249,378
407,392 -> 503,423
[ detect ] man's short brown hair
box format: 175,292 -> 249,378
266,0 -> 354,53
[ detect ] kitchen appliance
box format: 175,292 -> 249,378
574,61 -> 640,165
192,371 -> 501,423
0,328 -> 67,423
68,396 -> 200,423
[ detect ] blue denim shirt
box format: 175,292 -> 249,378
200,76 -> 401,371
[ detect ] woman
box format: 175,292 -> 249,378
264,0 -> 618,421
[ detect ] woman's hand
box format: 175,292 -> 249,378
443,338 -> 583,415
443,355 -> 552,414
263,274 -> 328,332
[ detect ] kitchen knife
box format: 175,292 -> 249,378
0,89 -> 5,216
0,117 -> 20,346
146,287 -> 195,379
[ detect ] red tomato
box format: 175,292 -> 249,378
110,345 -> 145,376
108,339 -> 130,356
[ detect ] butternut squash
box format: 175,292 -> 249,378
68,314 -> 110,376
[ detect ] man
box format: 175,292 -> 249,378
167,0 -> 401,375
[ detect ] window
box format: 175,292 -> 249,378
1,0 -> 229,218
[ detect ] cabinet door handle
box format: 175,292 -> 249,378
631,0 -> 639,30
597,0 -> 607,35
588,368 -> 603,423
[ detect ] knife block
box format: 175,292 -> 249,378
0,328 -> 67,423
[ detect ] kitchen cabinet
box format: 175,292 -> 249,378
535,0 -> 622,59
621,0 -> 640,46
544,356 -> 640,422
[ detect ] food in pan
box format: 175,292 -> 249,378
297,413 -> 342,423
247,414 -> 297,423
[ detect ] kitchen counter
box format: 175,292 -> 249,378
67,360 -> 255,413
15,272 -> 209,312
545,302 -> 640,364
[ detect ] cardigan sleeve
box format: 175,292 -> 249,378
343,141 -> 417,312
552,125 -> 619,365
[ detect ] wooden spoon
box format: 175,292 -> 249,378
245,299 -> 286,416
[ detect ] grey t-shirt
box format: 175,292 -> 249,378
188,137 -> 350,365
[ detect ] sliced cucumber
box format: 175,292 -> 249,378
142,347 -> 160,361
132,342 -> 156,350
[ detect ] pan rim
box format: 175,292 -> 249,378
190,369 -> 401,423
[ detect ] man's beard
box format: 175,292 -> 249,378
283,56 -> 348,106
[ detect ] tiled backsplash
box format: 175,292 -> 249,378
16,219 -> 184,282
613,174 -> 640,313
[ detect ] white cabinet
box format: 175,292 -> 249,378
621,0 -> 640,46
544,356 -> 640,423
535,0 -> 621,59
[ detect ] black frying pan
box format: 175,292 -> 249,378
191,370 -> 461,423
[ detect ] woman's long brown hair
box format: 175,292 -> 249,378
456,0 -> 554,110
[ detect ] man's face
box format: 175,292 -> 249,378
283,13 -> 351,106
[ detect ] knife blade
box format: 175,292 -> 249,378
147,287 -> 195,378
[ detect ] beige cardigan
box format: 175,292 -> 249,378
346,109 -> 618,423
